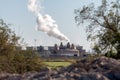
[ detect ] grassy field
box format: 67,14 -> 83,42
44,61 -> 72,69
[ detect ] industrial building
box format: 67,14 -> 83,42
36,42 -> 86,57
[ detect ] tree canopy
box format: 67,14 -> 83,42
0,19 -> 44,73
75,0 -> 120,58
0,19 -> 19,55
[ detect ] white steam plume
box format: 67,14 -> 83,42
28,0 -> 70,41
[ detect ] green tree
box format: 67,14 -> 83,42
75,0 -> 120,58
0,19 -> 44,73
0,19 -> 19,58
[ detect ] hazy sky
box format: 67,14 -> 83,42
0,0 -> 104,51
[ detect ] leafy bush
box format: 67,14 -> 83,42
105,51 -> 118,59
0,50 -> 44,74
0,19 -> 45,74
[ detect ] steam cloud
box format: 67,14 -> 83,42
28,0 -> 70,41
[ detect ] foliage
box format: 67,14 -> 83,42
0,50 -> 44,74
105,50 -> 117,59
75,0 -> 120,58
0,19 -> 44,74
12,50 -> 44,73
0,19 -> 19,57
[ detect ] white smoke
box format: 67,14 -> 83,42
28,0 -> 70,41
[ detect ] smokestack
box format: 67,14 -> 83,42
28,0 -> 70,42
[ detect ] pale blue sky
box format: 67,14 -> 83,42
0,0 -> 103,51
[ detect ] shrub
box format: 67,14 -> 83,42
0,19 -> 45,74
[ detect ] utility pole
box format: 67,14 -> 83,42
34,39 -> 37,51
